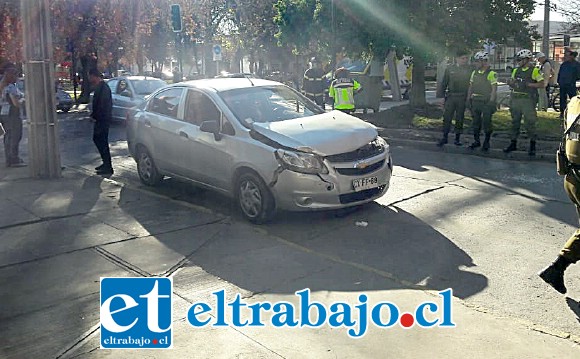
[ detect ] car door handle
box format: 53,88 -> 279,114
144,120 -> 152,128
179,131 -> 189,139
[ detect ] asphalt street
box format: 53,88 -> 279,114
57,111 -> 580,335
1,109 -> 579,358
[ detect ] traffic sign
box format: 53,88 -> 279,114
213,44 -> 222,61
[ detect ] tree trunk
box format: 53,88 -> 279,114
409,55 -> 426,107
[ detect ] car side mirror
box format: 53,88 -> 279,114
120,89 -> 133,98
200,120 -> 222,141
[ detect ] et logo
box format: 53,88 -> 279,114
100,277 -> 172,349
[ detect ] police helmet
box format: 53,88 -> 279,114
474,51 -> 489,61
516,49 -> 533,59
335,67 -> 349,79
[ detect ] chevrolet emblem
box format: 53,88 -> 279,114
354,161 -> 370,169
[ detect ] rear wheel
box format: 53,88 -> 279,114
136,146 -> 163,186
236,172 -> 275,224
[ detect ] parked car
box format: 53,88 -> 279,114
126,78 -> 393,223
16,78 -> 74,113
106,76 -> 167,121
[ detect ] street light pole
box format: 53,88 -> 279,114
542,0 -> 550,56
21,0 -> 61,178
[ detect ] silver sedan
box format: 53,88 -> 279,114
127,78 -> 393,223
106,76 -> 166,121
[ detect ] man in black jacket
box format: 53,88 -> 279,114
89,68 -> 113,175
557,50 -> 580,115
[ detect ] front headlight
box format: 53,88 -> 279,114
372,136 -> 387,150
276,149 -> 328,174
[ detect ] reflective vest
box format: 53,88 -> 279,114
511,67 -> 542,98
329,78 -> 361,110
565,96 -> 580,165
302,68 -> 325,97
470,69 -> 496,99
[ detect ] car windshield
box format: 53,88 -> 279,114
219,85 -> 324,127
132,79 -> 166,95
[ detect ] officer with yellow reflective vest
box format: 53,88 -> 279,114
467,51 -> 498,151
538,96 -> 580,294
302,57 -> 326,107
329,67 -> 362,114
504,49 -> 545,156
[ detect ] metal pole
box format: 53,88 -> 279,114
542,0 -> 550,56
21,0 -> 61,178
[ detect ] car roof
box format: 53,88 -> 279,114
170,78 -> 282,92
112,76 -> 166,82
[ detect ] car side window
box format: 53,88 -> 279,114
184,90 -> 221,126
107,79 -> 119,93
148,88 -> 183,118
116,80 -> 131,96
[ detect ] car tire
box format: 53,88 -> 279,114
236,172 -> 276,224
62,107 -> 70,113
136,146 -> 163,186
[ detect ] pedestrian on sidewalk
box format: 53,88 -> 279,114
0,65 -> 26,167
538,97 -> 580,294
88,68 -> 113,175
557,49 -> 580,116
536,52 -> 554,111
504,49 -> 544,156
466,51 -> 497,152
329,67 -> 361,114
436,51 -> 472,147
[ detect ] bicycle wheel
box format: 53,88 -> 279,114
550,88 -> 560,112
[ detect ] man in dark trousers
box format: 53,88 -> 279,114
437,51 -> 472,147
557,49 -> 580,116
89,68 -> 113,175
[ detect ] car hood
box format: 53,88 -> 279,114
252,110 -> 378,156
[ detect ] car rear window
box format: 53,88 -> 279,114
133,79 -> 166,95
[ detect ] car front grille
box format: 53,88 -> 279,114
339,185 -> 386,204
325,142 -> 385,163
335,160 -> 385,176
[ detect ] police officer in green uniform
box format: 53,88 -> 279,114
329,67 -> 361,114
538,100 -> 580,294
467,51 -> 498,151
504,49 -> 544,156
437,51 -> 472,147
302,57 -> 325,107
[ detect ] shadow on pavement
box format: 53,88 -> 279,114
566,297 -> 580,324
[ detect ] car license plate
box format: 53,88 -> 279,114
352,176 -> 379,192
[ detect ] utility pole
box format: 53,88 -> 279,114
542,0 -> 550,56
21,0 -> 61,178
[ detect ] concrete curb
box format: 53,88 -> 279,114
377,128 -> 558,163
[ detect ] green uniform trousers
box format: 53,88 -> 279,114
562,170 -> 580,263
442,94 -> 466,135
471,98 -> 494,136
509,96 -> 537,141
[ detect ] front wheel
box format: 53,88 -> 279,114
136,146 -> 163,186
236,172 -> 275,224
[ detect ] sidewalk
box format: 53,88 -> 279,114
363,98 -> 560,163
1,165 -> 579,358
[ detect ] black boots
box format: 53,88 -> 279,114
436,135 -> 448,147
468,134 -> 481,149
503,140 -> 517,153
538,256 -> 572,294
482,134 -> 491,152
438,133 -> 462,147
528,140 -> 536,156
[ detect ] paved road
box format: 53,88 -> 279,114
43,111 -> 580,343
